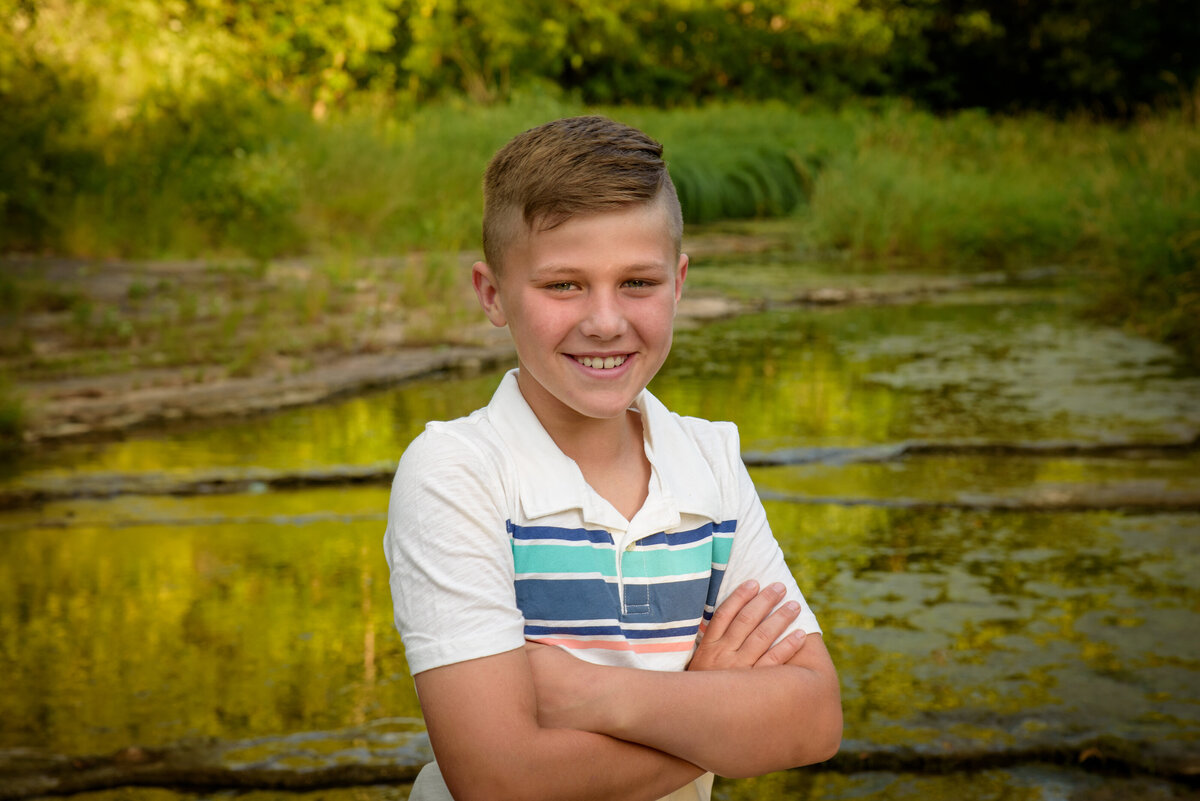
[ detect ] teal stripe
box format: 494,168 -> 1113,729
712,534 -> 734,564
622,541 -> 713,578
514,543 -> 617,577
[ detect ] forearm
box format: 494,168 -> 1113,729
533,632 -> 841,779
590,660 -> 841,777
415,650 -> 704,801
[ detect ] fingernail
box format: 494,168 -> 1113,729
784,601 -> 801,614
768,582 -> 785,595
742,580 -> 759,593
791,630 -> 807,642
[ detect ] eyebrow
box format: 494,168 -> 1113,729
528,262 -> 671,282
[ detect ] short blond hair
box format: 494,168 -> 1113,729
482,116 -> 683,270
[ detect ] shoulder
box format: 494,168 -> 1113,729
392,408 -> 514,501
666,410 -> 743,472
641,392 -> 746,511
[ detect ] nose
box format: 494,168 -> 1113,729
579,287 -> 628,340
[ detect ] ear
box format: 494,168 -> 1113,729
472,261 -> 507,327
674,253 -> 689,304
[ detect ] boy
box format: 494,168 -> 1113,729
384,116 -> 841,801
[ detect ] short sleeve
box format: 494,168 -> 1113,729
383,428 -> 528,675
714,428 -> 822,638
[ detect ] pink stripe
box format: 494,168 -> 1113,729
532,637 -> 695,653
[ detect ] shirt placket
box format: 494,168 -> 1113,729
618,536 -> 650,617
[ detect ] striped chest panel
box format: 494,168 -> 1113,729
509,520 -> 735,657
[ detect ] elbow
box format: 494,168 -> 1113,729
799,687 -> 843,767
795,675 -> 843,767
805,706 -> 843,765
769,679 -> 843,774
717,703 -> 843,779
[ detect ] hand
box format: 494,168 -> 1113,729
687,580 -> 807,671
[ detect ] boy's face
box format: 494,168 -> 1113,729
473,201 -> 687,429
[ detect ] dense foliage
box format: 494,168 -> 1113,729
3,0 -> 1195,114
0,1 -> 1196,368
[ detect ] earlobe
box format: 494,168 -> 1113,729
472,261 -> 507,327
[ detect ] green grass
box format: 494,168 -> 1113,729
4,98 -> 1198,371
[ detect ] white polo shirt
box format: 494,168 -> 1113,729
384,370 -> 821,800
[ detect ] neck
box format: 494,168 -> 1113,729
514,371 -> 651,521
514,370 -> 643,467
537,400 -> 641,468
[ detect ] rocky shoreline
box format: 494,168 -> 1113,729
12,254 -> 1045,446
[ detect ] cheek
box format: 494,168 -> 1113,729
515,299 -> 575,341
638,301 -> 677,344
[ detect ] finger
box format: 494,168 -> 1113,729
703,580 -> 758,642
737,598 -> 802,662
722,581 -> 788,646
755,629 -> 808,667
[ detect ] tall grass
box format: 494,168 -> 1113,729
1084,116 -> 1200,365
8,97 -> 1199,366
803,111 -> 1091,265
794,105 -> 1199,363
625,103 -> 856,224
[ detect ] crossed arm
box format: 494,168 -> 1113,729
413,580 -> 842,801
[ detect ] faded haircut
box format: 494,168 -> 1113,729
482,115 -> 683,271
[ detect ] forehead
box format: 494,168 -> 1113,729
500,201 -> 677,273
508,203 -> 677,277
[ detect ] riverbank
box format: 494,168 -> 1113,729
7,227 -> 1042,446
2,230 -> 769,445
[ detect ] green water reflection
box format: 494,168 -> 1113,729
0,495 -> 417,754
752,452 -> 1200,507
3,495 -> 1195,757
800,507 -> 1197,745
2,278 -> 1198,792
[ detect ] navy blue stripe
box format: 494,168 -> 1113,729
508,520 -> 735,546
524,624 -> 699,639
705,567 -> 727,608
636,522 -> 713,547
516,575 -> 713,624
635,519 -> 738,547
508,521 -> 614,545
516,578 -> 619,621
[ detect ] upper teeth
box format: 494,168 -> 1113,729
578,355 -> 626,369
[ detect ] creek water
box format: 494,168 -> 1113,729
2,262 -> 1198,800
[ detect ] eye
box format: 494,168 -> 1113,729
623,279 -> 654,289
546,281 -> 577,292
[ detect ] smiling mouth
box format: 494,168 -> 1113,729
573,354 -> 628,370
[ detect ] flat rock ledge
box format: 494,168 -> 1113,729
2,721 -> 1196,800
23,344 -> 516,443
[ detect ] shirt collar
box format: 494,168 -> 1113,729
486,369 -> 723,527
